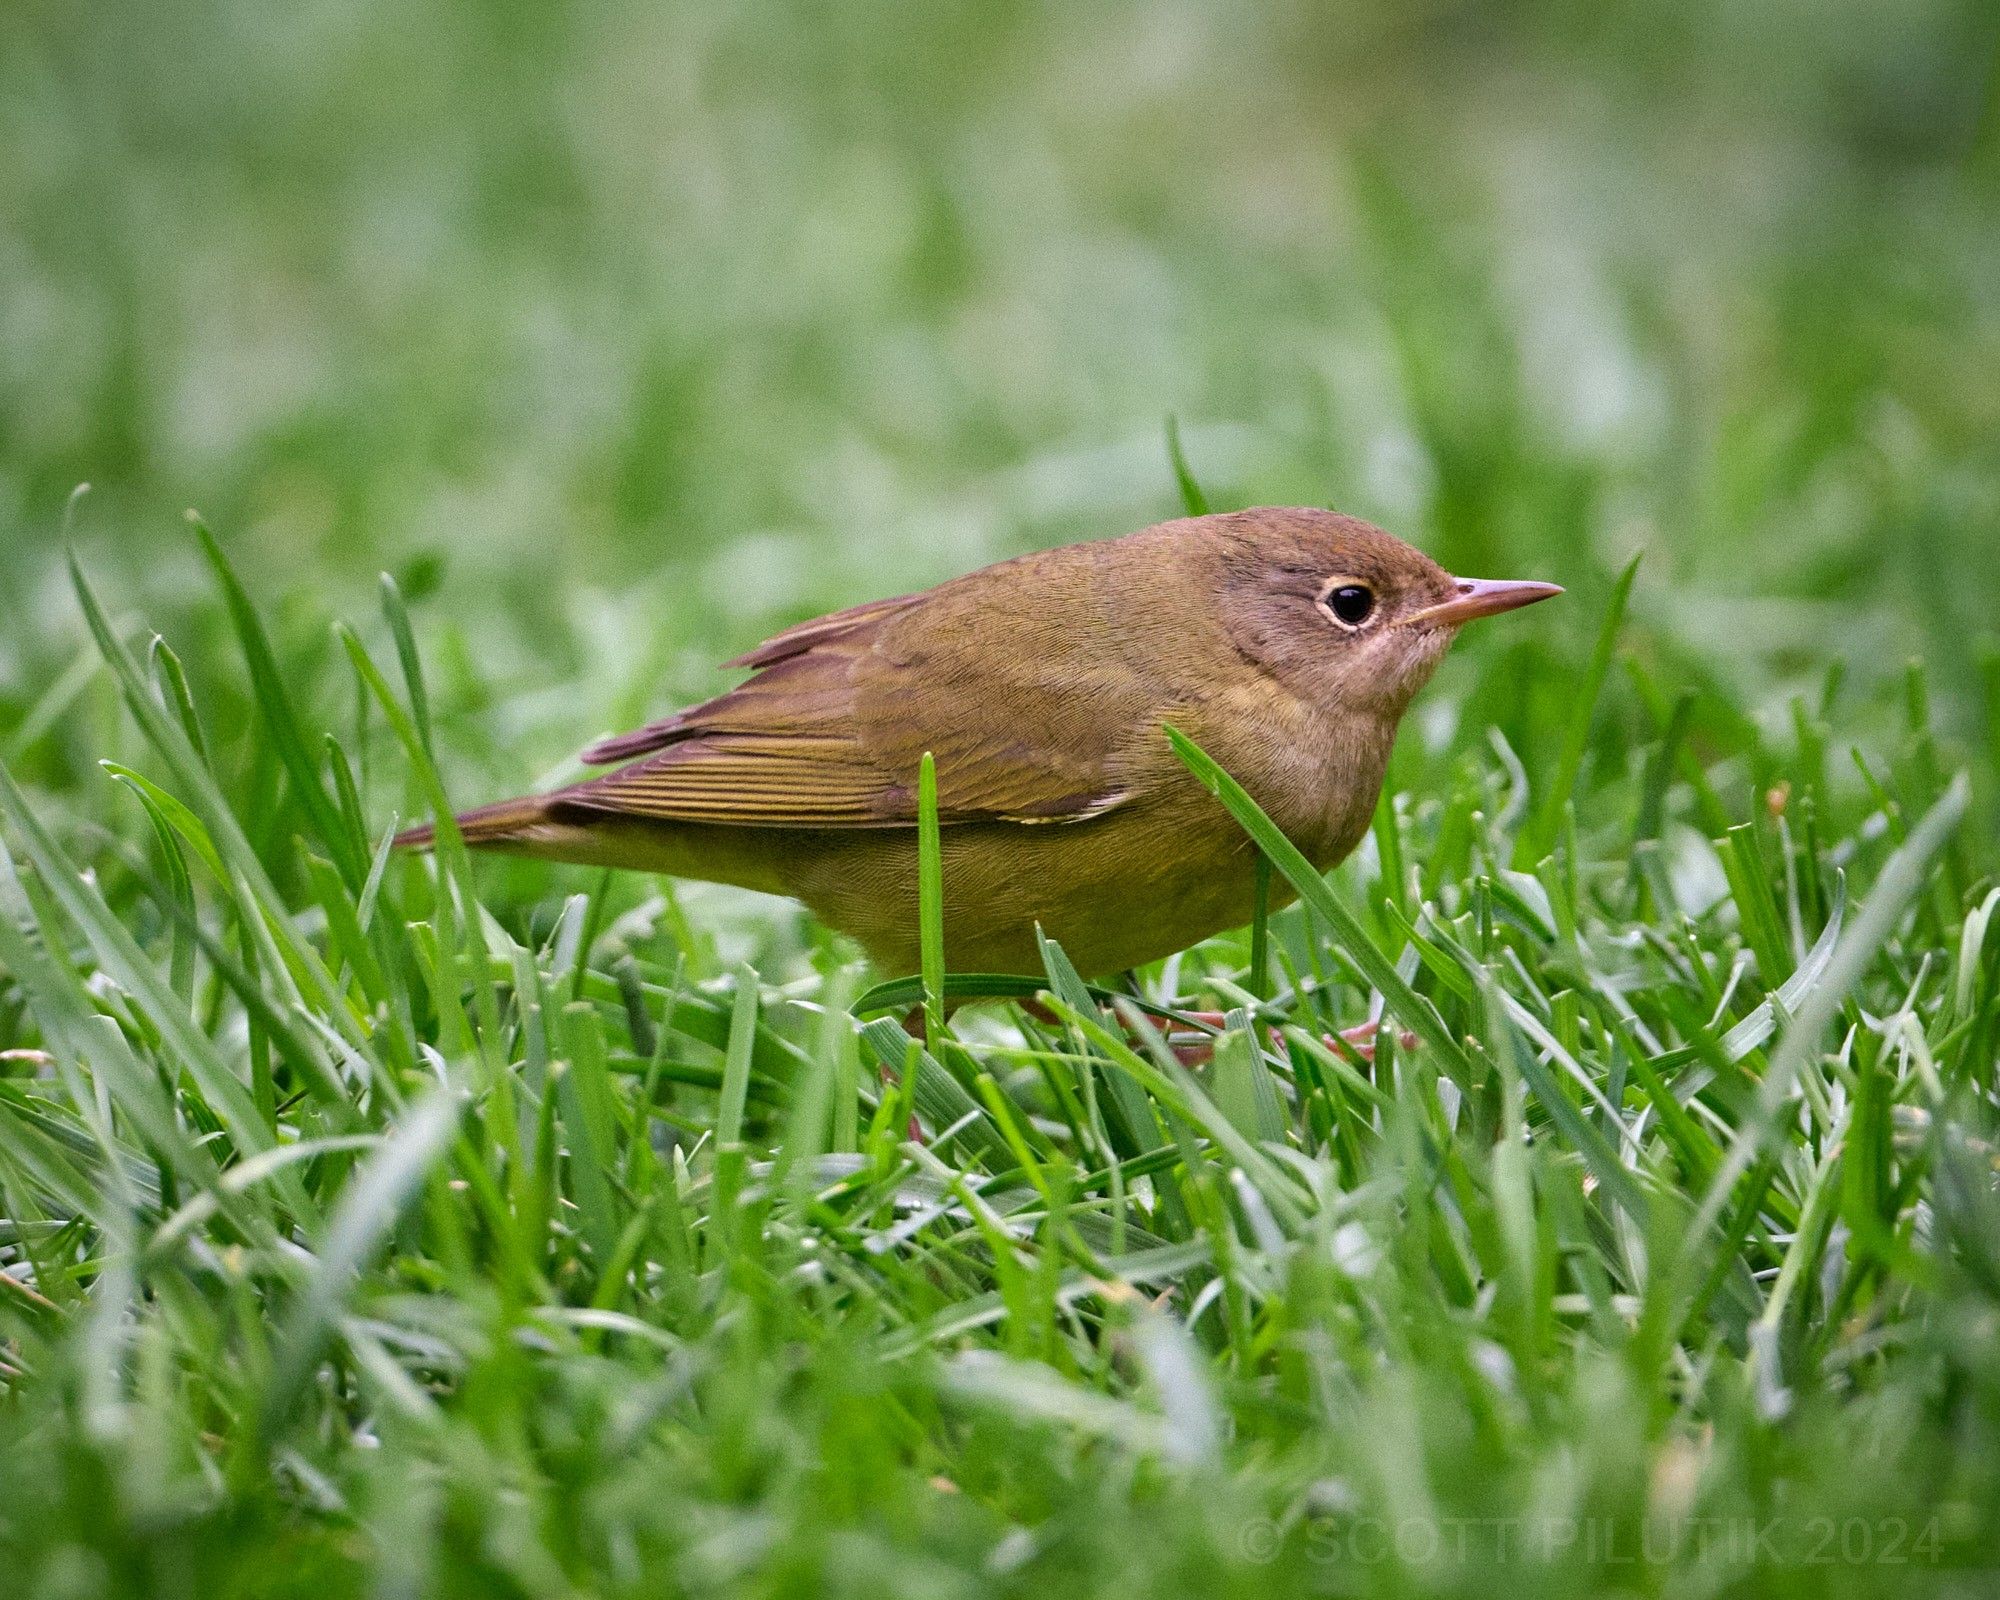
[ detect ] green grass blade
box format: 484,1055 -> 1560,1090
259,1090 -> 461,1446
1671,773 -> 1969,1324
917,751 -> 946,1041
192,515 -> 362,886
1163,415 -> 1210,515
1164,724 -> 1473,1083
377,571 -> 435,760
0,756 -> 281,1162
716,965 -> 759,1150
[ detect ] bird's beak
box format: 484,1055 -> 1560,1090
1407,576 -> 1564,629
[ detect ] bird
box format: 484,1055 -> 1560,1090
397,508 -> 1559,977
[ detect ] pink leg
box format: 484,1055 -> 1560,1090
1164,1012 -> 1415,1067
891,1009 -> 928,1142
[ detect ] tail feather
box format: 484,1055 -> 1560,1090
391,789 -> 784,888
393,794 -> 557,853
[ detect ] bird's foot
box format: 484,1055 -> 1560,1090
1162,1012 -> 1415,1069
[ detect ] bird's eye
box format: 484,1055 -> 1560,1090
1322,583 -> 1376,628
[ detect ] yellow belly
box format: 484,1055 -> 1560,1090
483,738 -> 1384,978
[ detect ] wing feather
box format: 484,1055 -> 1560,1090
556,570 -> 1144,830
579,593 -> 924,765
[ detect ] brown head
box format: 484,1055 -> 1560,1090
1199,507 -> 1561,721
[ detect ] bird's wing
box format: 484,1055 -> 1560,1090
555,569 -> 1148,830
578,593 -> 925,765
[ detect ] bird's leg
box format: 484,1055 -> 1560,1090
1164,1012 -> 1415,1068
1000,996 -> 1412,1068
1015,997 -> 1062,1029
887,1008 -> 928,1143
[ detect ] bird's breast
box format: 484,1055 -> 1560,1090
1183,689 -> 1395,871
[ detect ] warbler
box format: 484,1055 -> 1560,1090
400,508 -> 1559,974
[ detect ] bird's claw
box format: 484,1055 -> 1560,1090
1164,1012 -> 1415,1067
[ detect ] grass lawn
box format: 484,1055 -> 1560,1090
4,2 -> 2000,1595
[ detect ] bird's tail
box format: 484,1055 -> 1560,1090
393,793 -> 558,853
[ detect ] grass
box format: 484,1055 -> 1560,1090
5,1 -> 2000,1593
1,496 -> 1997,1596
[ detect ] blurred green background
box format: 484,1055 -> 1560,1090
4,0 -> 1998,812
4,10 -> 2000,1588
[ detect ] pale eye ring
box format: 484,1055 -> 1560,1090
1318,580 -> 1376,629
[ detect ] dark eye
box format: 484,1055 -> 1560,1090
1325,584 -> 1375,627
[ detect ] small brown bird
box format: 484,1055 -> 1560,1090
400,509 -> 1559,976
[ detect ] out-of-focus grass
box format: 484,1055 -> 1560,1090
1,475 -> 1996,1596
6,2 -> 1998,770
3,2 -> 2000,1594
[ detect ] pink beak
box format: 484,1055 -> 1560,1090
1408,576 -> 1564,628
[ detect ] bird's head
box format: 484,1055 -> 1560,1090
1209,507 -> 1562,720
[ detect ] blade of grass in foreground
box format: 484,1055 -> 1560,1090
67,553 -> 376,1078
193,515 -> 365,887
0,757 -> 294,1155
256,1089 -> 462,1453
1661,772 -> 1969,1341
917,751 -> 947,1041
1164,724 -> 1473,1083
1248,856 -> 1271,1001
338,619 -> 505,1075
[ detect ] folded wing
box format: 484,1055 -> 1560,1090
555,574 -> 1143,830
